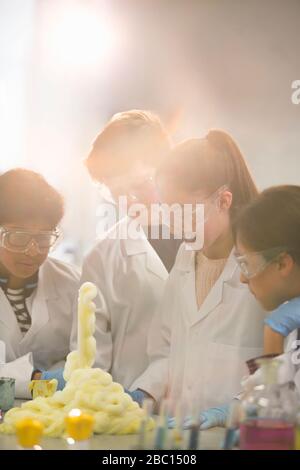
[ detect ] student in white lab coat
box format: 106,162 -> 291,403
169,185 -> 300,430
131,130 -> 267,414
233,185 -> 300,393
72,110 -> 172,390
0,169 -> 80,398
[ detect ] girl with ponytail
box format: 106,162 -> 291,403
130,130 -> 267,429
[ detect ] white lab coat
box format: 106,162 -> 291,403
0,257 -> 80,398
132,243 -> 266,411
70,216 -> 168,389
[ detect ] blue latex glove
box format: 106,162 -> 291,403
168,404 -> 229,430
125,389 -> 146,407
41,368 -> 66,391
265,297 -> 300,336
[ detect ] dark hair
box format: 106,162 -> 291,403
85,109 -> 171,179
0,168 -> 64,227
233,185 -> 300,265
157,129 -> 258,222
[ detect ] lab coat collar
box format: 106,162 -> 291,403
20,273 -> 50,347
0,272 -> 39,339
36,260 -> 60,300
101,216 -> 148,257
180,248 -> 238,326
0,260 -> 57,353
121,219 -> 167,279
0,288 -> 23,345
121,217 -> 150,256
123,235 -> 148,256
176,244 -> 237,280
175,243 -> 195,272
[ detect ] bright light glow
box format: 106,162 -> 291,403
69,408 -> 82,417
66,437 -> 75,445
44,3 -> 118,70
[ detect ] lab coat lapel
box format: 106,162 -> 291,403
123,226 -> 167,280
176,246 -> 200,326
145,250 -> 167,279
194,250 -> 237,325
20,264 -> 53,348
179,248 -> 237,327
0,288 -> 23,354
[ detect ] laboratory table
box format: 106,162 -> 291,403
0,400 -> 225,450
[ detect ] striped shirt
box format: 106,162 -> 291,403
0,277 -> 38,336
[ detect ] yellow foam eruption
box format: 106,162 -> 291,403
0,282 -> 154,437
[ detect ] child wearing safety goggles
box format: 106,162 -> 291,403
233,185 -> 300,389
0,169 -> 80,399
177,185 -> 300,430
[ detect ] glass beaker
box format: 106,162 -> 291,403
0,377 -> 15,411
239,358 -> 297,450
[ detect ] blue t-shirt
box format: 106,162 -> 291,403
265,297 -> 300,336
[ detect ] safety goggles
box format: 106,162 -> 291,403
0,227 -> 61,254
97,170 -> 158,203
234,246 -> 288,279
161,184 -> 229,222
127,175 -> 159,203
158,185 -> 228,243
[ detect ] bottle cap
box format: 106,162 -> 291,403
16,417 -> 43,448
65,409 -> 94,441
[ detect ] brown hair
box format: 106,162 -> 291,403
0,168 -> 64,227
157,129 -> 258,221
233,185 -> 300,265
86,109 -> 171,179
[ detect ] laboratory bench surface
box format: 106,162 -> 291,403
0,427 -> 225,450
0,400 -> 225,450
